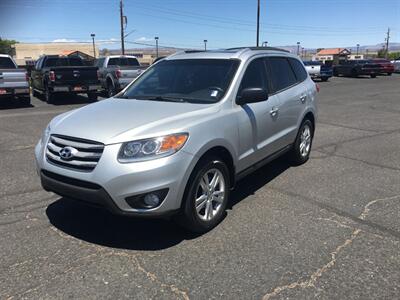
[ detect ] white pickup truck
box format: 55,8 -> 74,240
0,54 -> 30,105
95,55 -> 147,97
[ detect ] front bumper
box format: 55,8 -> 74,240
35,140 -> 196,216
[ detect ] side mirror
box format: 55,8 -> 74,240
236,87 -> 268,105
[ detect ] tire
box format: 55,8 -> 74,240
87,92 -> 98,102
107,82 -> 116,98
351,69 -> 358,78
333,68 -> 339,77
176,157 -> 230,233
289,119 -> 314,165
370,74 -> 377,78
19,96 -> 31,106
32,89 -> 39,98
45,86 -> 54,104
321,77 -> 328,82
387,73 -> 392,76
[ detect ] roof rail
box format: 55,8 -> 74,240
227,46 -> 290,53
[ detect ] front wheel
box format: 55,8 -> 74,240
289,119 -> 314,165
371,74 -> 377,78
176,158 -> 230,233
321,77 -> 329,82
107,82 -> 116,98
387,73 -> 392,76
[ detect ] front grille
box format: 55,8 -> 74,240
46,135 -> 104,172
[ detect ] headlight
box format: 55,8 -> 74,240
41,124 -> 51,144
118,133 -> 188,162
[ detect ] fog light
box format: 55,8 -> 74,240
143,193 -> 160,208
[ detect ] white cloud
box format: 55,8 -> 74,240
52,38 -> 77,43
134,37 -> 153,43
97,38 -> 119,45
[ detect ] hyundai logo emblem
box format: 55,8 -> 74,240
59,146 -> 78,160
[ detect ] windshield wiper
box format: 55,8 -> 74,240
133,95 -> 188,102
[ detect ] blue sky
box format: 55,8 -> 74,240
0,0 -> 399,50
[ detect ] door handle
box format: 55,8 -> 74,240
270,107 -> 279,117
300,95 -> 307,103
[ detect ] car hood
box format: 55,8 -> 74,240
50,98 -> 220,144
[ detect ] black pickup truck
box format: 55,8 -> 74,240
333,60 -> 381,78
31,55 -> 101,103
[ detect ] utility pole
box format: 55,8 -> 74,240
120,0 -> 125,55
155,37 -> 159,58
385,27 -> 390,59
204,39 -> 208,51
356,44 -> 360,56
256,0 -> 260,47
297,42 -> 300,55
90,33 -> 96,58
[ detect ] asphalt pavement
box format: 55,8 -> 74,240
1,74 -> 399,299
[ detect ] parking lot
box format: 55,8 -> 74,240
1,74 -> 399,299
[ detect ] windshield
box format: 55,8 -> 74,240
119,59 -> 240,103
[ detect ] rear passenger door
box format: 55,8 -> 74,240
235,57 -> 283,169
266,57 -> 307,147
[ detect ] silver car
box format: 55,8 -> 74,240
35,47 -> 318,233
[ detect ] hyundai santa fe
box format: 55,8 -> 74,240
35,47 -> 318,233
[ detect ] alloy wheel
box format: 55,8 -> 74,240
195,168 -> 226,221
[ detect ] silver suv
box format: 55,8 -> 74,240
35,47 -> 318,232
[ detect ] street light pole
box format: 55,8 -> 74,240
90,33 -> 96,58
155,37 -> 159,58
297,42 -> 300,55
256,0 -> 260,47
356,44 -> 360,56
204,39 -> 207,51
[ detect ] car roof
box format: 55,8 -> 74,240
165,47 -> 296,61
0,54 -> 12,58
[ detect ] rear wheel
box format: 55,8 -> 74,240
19,96 -> 31,106
45,86 -> 54,104
87,92 -> 98,102
371,74 -> 377,78
176,157 -> 230,233
351,69 -> 358,77
321,77 -> 329,82
289,119 -> 314,165
107,82 -> 116,98
333,68 -> 339,77
387,73 -> 392,76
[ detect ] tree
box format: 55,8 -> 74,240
377,48 -> 386,58
0,38 -> 18,55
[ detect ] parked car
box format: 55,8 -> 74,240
333,60 -> 381,78
96,55 -> 147,97
35,47 -> 318,233
390,57 -> 400,73
31,55 -> 101,103
303,61 -> 333,81
371,59 -> 395,75
0,54 -> 30,105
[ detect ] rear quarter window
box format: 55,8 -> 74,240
289,58 -> 308,82
267,57 -> 297,93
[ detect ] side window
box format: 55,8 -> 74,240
35,57 -> 43,69
267,57 -> 297,93
96,58 -> 105,68
237,58 -> 267,97
289,58 -> 308,82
